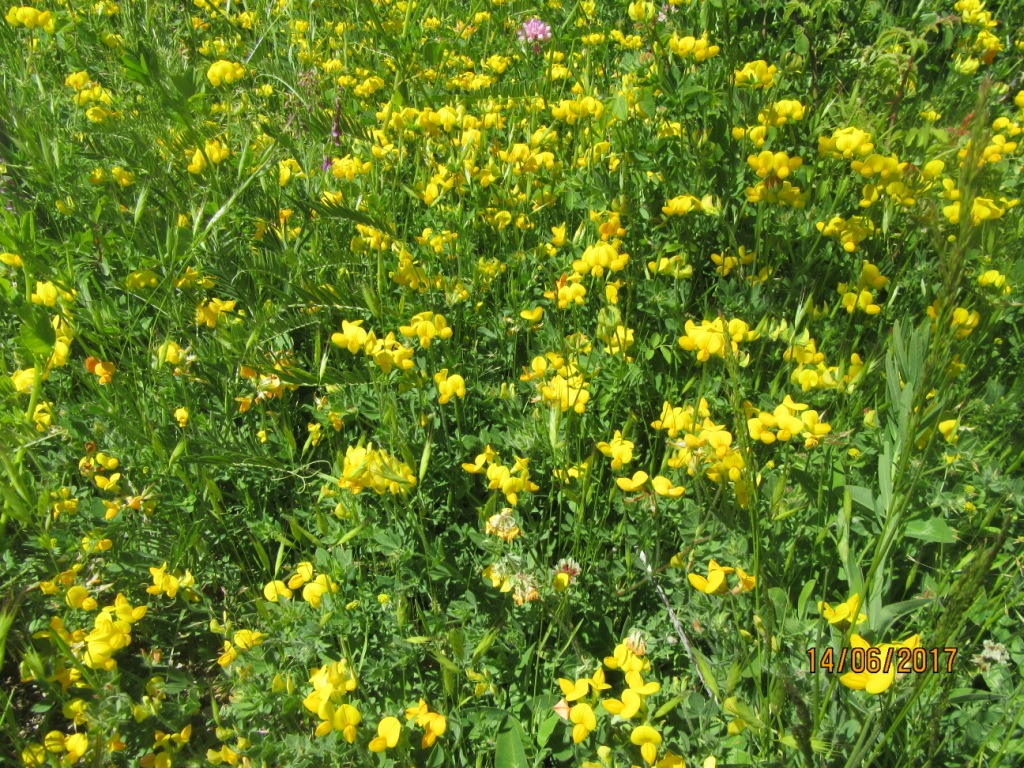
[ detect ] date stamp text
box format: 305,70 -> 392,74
807,646 -> 958,674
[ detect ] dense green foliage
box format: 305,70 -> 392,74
2,0 -> 1024,766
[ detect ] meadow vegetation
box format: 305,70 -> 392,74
1,0 -> 1024,765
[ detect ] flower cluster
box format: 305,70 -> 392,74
331,319 -> 417,373
688,559 -> 756,595
517,17 -> 551,44
678,317 -> 759,363
338,444 -> 416,495
303,659 -> 360,740
462,446 -> 540,506
746,396 -> 833,449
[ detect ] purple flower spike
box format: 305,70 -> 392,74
518,17 -> 552,45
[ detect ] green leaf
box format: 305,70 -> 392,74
724,696 -> 766,730
691,646 -> 720,700
846,485 -> 875,514
653,695 -> 685,719
797,577 -> 817,618
495,714 -> 529,768
310,195 -> 396,238
610,94 -> 629,122
873,598 -> 931,637
16,305 -> 55,359
904,518 -> 956,544
536,714 -> 558,748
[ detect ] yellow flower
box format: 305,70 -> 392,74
604,638 -> 651,673
207,60 -> 246,86
405,699 -> 447,748
651,475 -> 685,497
486,509 -> 521,542
331,319 -> 371,354
65,71 -> 92,91
195,298 -> 237,328
298,573 -> 336,608
978,269 -> 1010,293
368,716 -> 402,752
317,702 -> 361,741
678,318 -> 758,362
626,670 -> 661,696
748,150 -> 802,179
146,562 -> 194,598
818,595 -> 866,628
174,407 -> 189,427
597,430 -> 634,469
66,585 -> 98,611
569,702 -> 597,743
668,32 -> 720,61
573,240 -> 629,277
839,634 -> 921,694
31,280 -> 58,306
819,127 -> 874,159
734,60 -> 777,88
83,610 -> 134,670
5,6 -> 56,32
630,724 -> 662,764
187,149 -> 207,175
399,311 -> 454,347
557,668 -> 607,703
483,563 -> 513,592
278,158 -> 305,186
232,629 -> 265,650
85,357 -> 117,385
207,744 -> 241,764
263,580 -> 293,602
687,560 -> 734,595
602,687 -> 643,718
217,641 -> 238,667
111,167 -> 134,187
661,194 -> 705,216
434,369 -> 467,404
616,471 -> 649,492
733,567 -> 757,593
32,401 -> 53,432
